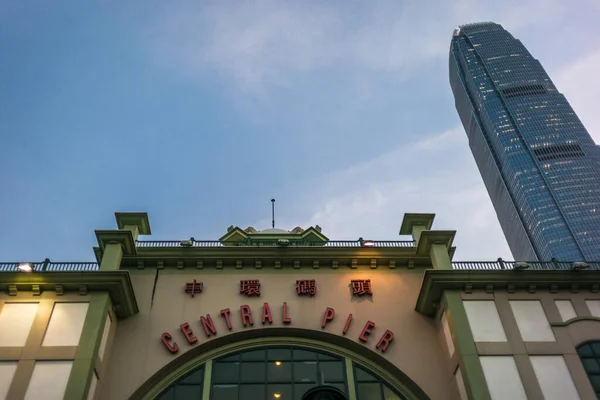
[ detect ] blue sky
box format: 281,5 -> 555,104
1,0 -> 599,262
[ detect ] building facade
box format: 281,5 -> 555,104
449,21 -> 600,262
0,212 -> 600,399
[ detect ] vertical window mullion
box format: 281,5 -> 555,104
345,359 -> 357,400
202,360 -> 212,400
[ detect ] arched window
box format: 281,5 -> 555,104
156,346 -> 405,400
577,342 -> 600,399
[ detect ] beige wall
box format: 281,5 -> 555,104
461,290 -> 600,399
101,269 -> 453,400
0,293 -> 91,399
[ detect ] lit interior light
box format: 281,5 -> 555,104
362,240 -> 375,247
273,393 -> 281,398
274,361 -> 282,366
18,263 -> 33,273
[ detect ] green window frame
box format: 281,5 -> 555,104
577,341 -> 600,399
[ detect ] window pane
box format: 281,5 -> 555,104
583,358 -> 600,374
329,383 -> 347,394
213,362 -> 239,384
211,384 -> 238,399
383,385 -> 403,400
220,353 -> 241,362
320,361 -> 344,383
293,349 -> 317,360
317,353 -> 339,361
179,368 -> 204,384
357,383 -> 382,400
579,344 -> 594,357
268,384 -> 292,400
241,362 -> 266,383
267,361 -> 292,382
294,383 -> 317,400
592,342 -> 600,355
268,348 -> 291,361
293,361 -> 317,383
157,387 -> 174,400
241,349 -> 266,361
174,385 -> 202,398
354,366 -> 378,382
239,384 -> 265,400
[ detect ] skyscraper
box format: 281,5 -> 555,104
449,22 -> 600,262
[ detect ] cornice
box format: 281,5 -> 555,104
0,271 -> 138,319
119,246 -> 433,270
415,269 -> 600,317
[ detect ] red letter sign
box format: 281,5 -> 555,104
220,308 -> 232,330
359,321 -> 375,342
262,303 -> 273,324
180,322 -> 198,344
282,302 -> 292,324
161,332 -> 179,354
322,307 -> 335,328
376,330 -> 394,353
200,314 -> 217,337
241,305 -> 254,326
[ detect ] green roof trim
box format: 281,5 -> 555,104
416,269 -> 600,317
415,230 -> 456,256
399,214 -> 436,235
95,230 -> 136,255
0,271 -> 138,318
115,212 -> 151,235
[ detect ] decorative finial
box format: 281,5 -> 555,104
271,199 -> 275,229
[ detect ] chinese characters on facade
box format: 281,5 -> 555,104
185,279 -> 373,297
184,279 -> 203,297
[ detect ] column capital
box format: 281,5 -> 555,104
115,212 -> 151,235
399,213 -> 436,245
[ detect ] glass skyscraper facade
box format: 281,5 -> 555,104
449,22 -> 600,262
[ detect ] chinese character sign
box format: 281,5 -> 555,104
296,280 -> 316,296
240,280 -> 261,296
351,279 -> 373,296
185,279 -> 203,297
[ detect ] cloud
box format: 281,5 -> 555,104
554,48 -> 600,142
150,0 -> 566,93
276,127 -> 513,261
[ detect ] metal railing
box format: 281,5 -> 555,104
452,260 -> 600,270
0,262 -> 99,272
1,260 -> 599,272
135,240 -> 416,248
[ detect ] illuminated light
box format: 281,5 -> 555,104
359,237 -> 375,247
18,263 -> 33,273
275,361 -> 282,366
273,394 -> 281,398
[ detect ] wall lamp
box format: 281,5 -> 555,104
18,263 -> 34,273
358,238 -> 375,247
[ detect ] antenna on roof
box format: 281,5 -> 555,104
271,199 -> 276,229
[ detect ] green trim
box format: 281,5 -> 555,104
415,231 -> 455,256
64,293 -> 110,399
95,230 -> 136,255
131,329 -> 430,400
345,357 -> 358,400
416,269 -> 600,317
551,316 -> 600,326
201,360 -> 212,400
0,271 -> 139,318
115,212 -> 151,235
444,293 -> 491,400
399,214 -> 436,235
